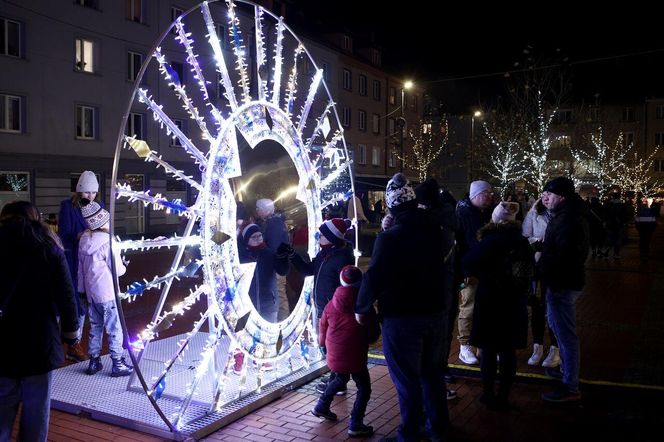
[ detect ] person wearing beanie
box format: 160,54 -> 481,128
462,198 -> 534,411
455,180 -> 494,365
312,265 -> 375,437
355,172 -> 449,441
522,199 -> 560,369
539,176 -> 589,404
253,198 -> 290,321
58,170 -> 103,363
281,217 -> 354,395
77,199 -> 133,378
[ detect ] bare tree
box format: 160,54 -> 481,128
398,118 -> 449,182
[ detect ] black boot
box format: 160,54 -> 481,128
86,356 -> 102,375
111,356 -> 133,377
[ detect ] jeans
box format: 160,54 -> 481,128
88,300 -> 124,358
383,313 -> 448,442
317,368 -> 371,426
0,371 -> 53,442
530,281 -> 557,346
546,288 -> 582,391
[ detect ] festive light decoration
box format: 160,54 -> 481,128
397,119 -> 449,182
614,147 -> 663,199
482,121 -> 527,190
111,0 -> 354,432
524,91 -> 557,192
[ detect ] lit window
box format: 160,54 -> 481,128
127,51 -> 143,81
0,94 -> 22,133
388,148 -> 396,168
389,87 -> 396,105
76,105 -> 97,139
1,17 -> 21,57
372,114 -> 380,134
371,146 -> 380,166
75,38 -> 94,72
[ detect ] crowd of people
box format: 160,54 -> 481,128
1,167 -> 659,441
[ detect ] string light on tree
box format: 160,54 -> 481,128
396,118 -> 449,182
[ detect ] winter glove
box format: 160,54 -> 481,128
276,242 -> 295,259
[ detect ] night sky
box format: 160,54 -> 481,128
288,1 -> 664,112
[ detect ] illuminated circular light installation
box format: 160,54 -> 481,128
111,0 -> 355,430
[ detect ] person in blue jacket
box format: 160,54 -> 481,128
58,170 -> 101,362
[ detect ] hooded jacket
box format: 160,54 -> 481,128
77,230 -> 126,304
319,285 -> 368,374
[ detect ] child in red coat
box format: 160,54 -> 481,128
311,265 -> 373,437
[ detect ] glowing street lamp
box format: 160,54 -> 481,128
470,110 -> 483,180
398,80 -> 414,173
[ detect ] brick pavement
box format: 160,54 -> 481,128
11,221 -> 664,441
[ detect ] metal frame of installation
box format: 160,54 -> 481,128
51,0 -> 359,439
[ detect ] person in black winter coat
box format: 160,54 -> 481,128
463,202 -> 534,410
356,173 -> 449,442
0,201 -> 79,442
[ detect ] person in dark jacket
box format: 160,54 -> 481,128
634,205 -> 657,259
280,217 -> 354,394
311,265 -> 373,437
58,170 -> 101,363
356,173 -> 448,442
416,178 -> 458,398
0,201 -> 79,442
538,177 -> 589,404
463,202 -> 534,410
455,180 -> 494,365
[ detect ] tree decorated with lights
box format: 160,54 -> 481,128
523,92 -> 559,192
614,147 -> 663,199
570,128 -> 632,197
105,1 -> 357,435
398,118 -> 449,182
481,109 -> 528,191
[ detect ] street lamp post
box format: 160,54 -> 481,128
470,110 -> 482,180
398,80 -> 413,173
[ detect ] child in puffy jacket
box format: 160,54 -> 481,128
311,265 -> 373,438
77,199 -> 133,377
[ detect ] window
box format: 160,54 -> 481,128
0,94 -> 23,133
0,172 -> 30,212
76,105 -> 97,139
171,61 -> 185,83
342,106 -> 351,127
171,119 -> 186,146
622,107 -> 634,122
388,118 -> 395,135
623,132 -> 634,148
343,68 -> 352,91
389,87 -> 396,105
358,110 -> 366,131
371,49 -> 381,66
656,105 -> 664,120
126,112 -> 143,139
656,132 -> 664,146
75,38 -> 94,73
373,80 -> 381,100
216,24 -> 227,49
372,113 -> 380,134
359,75 -> 367,96
371,146 -> 380,166
357,144 -> 367,164
171,7 -> 184,34
422,123 -> 432,134
126,0 -> 143,23
388,148 -> 396,168
1,17 -> 21,57
654,159 -> 664,173
343,35 -> 352,51
127,51 -> 143,81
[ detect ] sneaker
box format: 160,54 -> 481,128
315,380 -> 346,395
311,406 -> 337,421
66,342 -> 88,363
110,357 -> 133,377
446,389 -> 457,400
459,345 -> 479,365
348,423 -> 374,437
86,356 -> 102,375
542,387 -> 581,403
232,350 -> 244,375
541,346 -> 561,368
528,343 -> 544,366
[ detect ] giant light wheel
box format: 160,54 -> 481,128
110,0 -> 356,435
